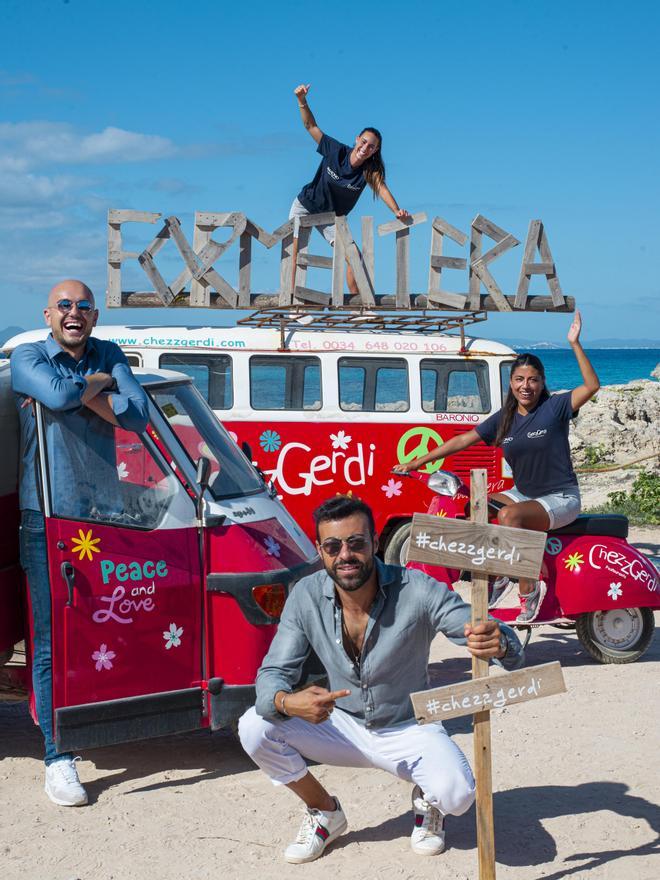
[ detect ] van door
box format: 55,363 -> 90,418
35,402 -> 204,751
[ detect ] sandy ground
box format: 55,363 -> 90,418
1,529 -> 658,880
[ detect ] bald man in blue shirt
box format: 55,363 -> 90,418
11,279 -> 148,806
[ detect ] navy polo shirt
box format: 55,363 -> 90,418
297,134 -> 367,216
476,391 -> 578,497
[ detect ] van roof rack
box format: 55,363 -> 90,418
238,307 -> 487,334
237,307 -> 488,350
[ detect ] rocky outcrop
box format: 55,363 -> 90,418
567,379 -> 659,508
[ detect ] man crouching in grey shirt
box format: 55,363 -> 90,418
238,494 -> 523,864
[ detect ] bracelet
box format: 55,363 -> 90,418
298,103 -> 308,109
279,692 -> 290,716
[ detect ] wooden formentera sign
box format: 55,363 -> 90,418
407,512 -> 546,579
411,661 -> 566,723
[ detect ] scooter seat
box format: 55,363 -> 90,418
549,514 -> 629,539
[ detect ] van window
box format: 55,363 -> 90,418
42,408 -> 181,529
338,358 -> 409,412
125,352 -> 142,367
420,359 -> 490,413
249,356 -> 321,410
500,360 -> 514,404
159,354 -> 233,409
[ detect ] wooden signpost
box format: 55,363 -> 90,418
406,470 -> 567,880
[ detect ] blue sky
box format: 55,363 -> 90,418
1,0 -> 658,343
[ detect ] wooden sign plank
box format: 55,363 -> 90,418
335,216 -> 375,306
427,290 -> 469,309
107,209 -> 160,225
472,214 -> 509,242
298,211 -> 336,228
377,211 -> 427,237
294,285 -> 331,306
410,662 -> 567,723
361,216 -> 375,293
432,216 -> 468,246
469,469 -> 495,880
471,261 -> 514,312
395,228 -> 410,307
407,513 -> 545,579
297,253 -> 334,270
430,255 -> 468,270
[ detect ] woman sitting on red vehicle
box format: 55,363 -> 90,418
393,311 -> 599,623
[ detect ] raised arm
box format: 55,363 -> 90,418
392,428 -> 482,473
378,182 -> 410,220
567,311 -> 600,411
294,83 -> 323,144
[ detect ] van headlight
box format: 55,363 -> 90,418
427,470 -> 462,497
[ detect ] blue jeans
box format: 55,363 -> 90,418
19,509 -> 73,766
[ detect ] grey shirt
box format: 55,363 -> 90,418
255,559 -> 524,729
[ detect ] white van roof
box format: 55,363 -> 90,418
3,324 -> 516,356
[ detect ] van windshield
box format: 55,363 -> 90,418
149,382 -> 263,500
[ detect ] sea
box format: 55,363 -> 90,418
515,349 -> 660,390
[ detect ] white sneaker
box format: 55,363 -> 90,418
411,785 -> 445,856
284,797 -> 347,864
44,757 -> 88,807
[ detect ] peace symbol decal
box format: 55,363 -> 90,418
545,537 -> 563,556
396,427 -> 445,474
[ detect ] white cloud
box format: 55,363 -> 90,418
0,121 -> 177,168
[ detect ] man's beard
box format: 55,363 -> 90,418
326,555 -> 374,592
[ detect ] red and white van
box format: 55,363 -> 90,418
4,325 -> 516,565
0,361 -> 319,746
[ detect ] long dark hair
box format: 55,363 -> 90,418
359,127 -> 385,198
495,353 -> 550,446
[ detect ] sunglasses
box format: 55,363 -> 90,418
319,535 -> 370,556
51,299 -> 94,314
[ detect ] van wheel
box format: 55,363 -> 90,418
576,608 -> 655,664
383,522 -> 412,566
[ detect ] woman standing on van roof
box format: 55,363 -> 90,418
290,83 -> 410,295
393,311 -> 600,624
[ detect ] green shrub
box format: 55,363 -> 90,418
590,470 -> 660,525
583,443 -> 608,466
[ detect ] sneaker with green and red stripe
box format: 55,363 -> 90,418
284,797 -> 347,864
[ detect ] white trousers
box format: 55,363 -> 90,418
238,706 -> 476,816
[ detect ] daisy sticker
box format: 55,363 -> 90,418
330,430 -> 352,450
264,535 -> 281,557
163,623 -> 183,649
381,478 -> 403,499
607,582 -> 623,601
71,528 -> 101,562
92,644 -> 116,671
259,430 -> 281,452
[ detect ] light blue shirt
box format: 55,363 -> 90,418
11,334 -> 149,514
255,559 -> 524,729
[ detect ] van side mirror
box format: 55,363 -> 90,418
196,455 -> 211,491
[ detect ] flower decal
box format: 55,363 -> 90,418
330,430 -> 352,450
435,509 -> 448,517
163,623 -> 183,650
71,528 -> 101,562
117,461 -> 129,480
381,478 -> 403,499
92,644 -> 116,671
608,582 -> 623,601
264,535 -> 281,557
564,551 -> 584,572
259,430 -> 281,452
